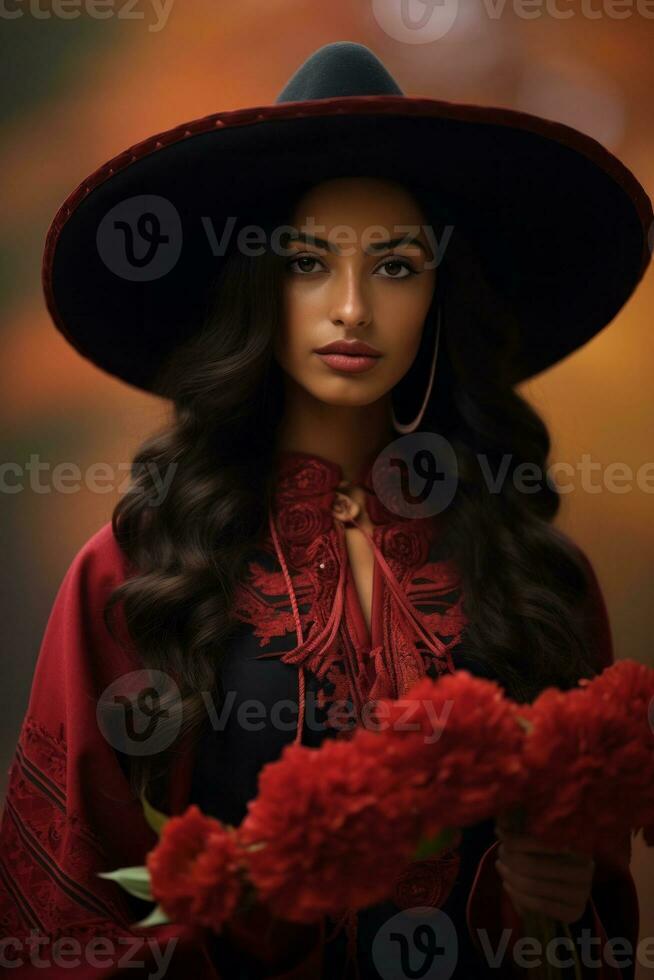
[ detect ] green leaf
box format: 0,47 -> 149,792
134,903 -> 171,929
515,713 -> 534,734
412,826 -> 457,861
97,865 -> 153,902
140,790 -> 170,836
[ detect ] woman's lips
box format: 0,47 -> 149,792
315,352 -> 381,374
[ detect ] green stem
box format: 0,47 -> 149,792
561,921 -> 583,980
497,807 -> 581,980
521,910 -> 558,980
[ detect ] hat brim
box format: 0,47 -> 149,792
42,94 -> 653,393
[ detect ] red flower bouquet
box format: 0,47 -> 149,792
100,661 -> 654,978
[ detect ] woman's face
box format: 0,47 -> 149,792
273,177 -> 437,408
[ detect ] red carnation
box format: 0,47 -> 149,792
239,738 -> 422,923
578,659 -> 654,841
367,671 -> 526,831
578,658 -> 654,730
147,804 -> 246,931
517,662 -> 654,855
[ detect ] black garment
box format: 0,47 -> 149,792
188,631 -> 512,979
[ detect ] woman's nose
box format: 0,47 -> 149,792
328,269 -> 372,329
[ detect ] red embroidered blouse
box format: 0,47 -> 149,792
234,449 -> 468,734
0,448 -> 640,979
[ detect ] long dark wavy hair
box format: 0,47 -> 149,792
103,183 -> 602,808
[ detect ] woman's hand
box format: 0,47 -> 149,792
494,819 -> 595,925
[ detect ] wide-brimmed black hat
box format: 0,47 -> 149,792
42,41 -> 652,394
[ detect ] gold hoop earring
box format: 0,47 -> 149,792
391,303 -> 442,434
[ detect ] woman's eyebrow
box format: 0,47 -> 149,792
286,231 -> 429,255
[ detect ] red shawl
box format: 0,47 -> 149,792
0,509 -> 639,979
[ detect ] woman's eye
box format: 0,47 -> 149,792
377,259 -> 416,279
288,255 -> 324,274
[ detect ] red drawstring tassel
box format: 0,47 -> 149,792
346,511 -> 455,674
261,509 -> 311,744
343,908 -> 361,980
258,507 -> 455,741
256,512 -> 348,672
324,908 -> 361,980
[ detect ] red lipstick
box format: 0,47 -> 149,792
313,339 -> 382,374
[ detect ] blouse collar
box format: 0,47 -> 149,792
272,448 -> 398,525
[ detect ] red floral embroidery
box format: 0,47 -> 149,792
316,661 -> 354,732
407,559 -> 468,641
276,501 -> 333,545
275,453 -> 340,501
21,716 -> 67,789
379,523 -> 429,567
0,717 -> 131,940
393,846 -> 462,910
306,534 -> 340,582
232,451 -> 470,734
232,561 -> 314,648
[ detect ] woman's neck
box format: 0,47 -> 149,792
274,385 -> 396,484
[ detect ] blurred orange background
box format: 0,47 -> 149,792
1,0 -> 652,964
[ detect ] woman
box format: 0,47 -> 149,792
0,41 -> 650,980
